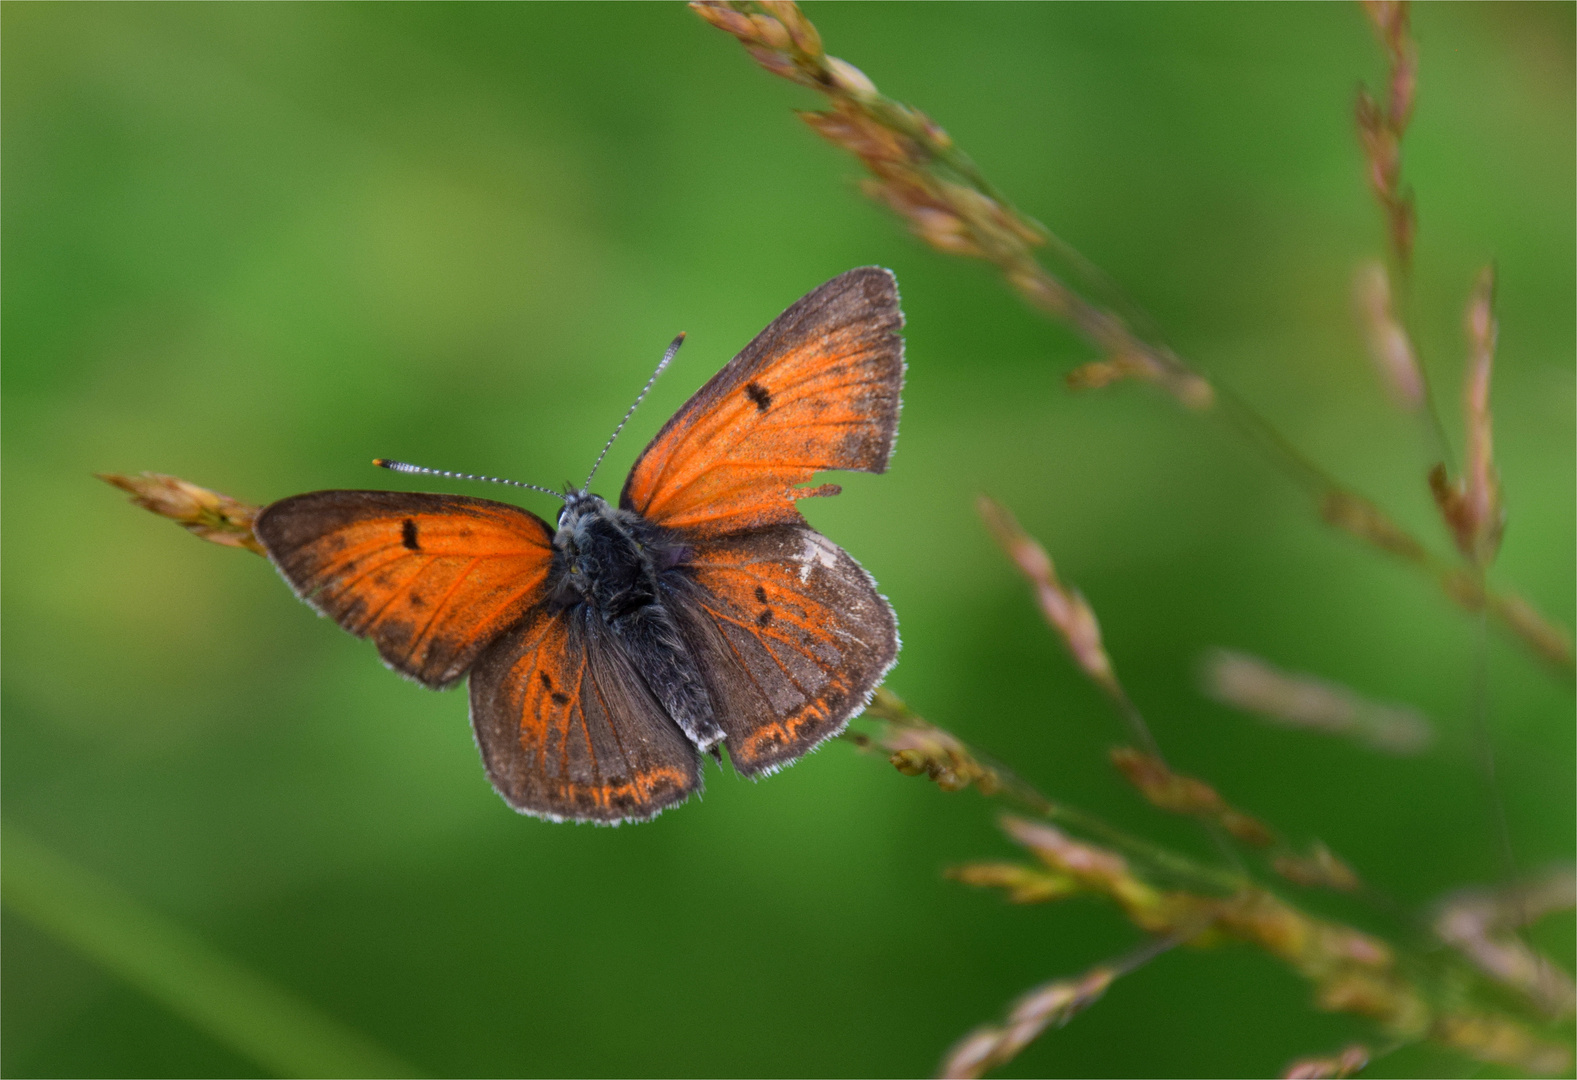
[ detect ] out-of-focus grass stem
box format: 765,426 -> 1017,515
1471,604 -> 1519,883
1356,0 -> 1456,469
1,823 -> 422,1079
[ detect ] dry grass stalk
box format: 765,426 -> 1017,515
975,495 -> 1171,763
1281,1043 -> 1370,1079
854,684 -> 1569,1075
1201,648 -> 1433,755
691,0 -> 1572,676
854,690 -> 1245,896
688,0 -> 1213,410
975,497 -> 1115,693
946,815 -> 1569,1075
978,502 -> 1361,878
1353,260 -> 1424,410
99,473 -> 266,555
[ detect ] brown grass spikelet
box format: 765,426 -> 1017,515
937,964 -> 1118,1079
1316,489 -> 1428,563
1431,1012 -> 1572,1075
1361,0 -> 1417,131
1108,747 -> 1277,847
1353,260 -> 1424,411
977,496 -> 1116,691
99,472 -> 266,555
1439,265 -> 1505,566
944,862 -> 1078,905
1281,1043 -> 1370,1079
1487,592 -> 1576,672
1433,867 -> 1577,1018
1063,349 -> 1214,410
997,817 -> 1189,932
1356,0 -> 1417,266
1201,649 -> 1434,755
1272,843 -> 1362,893
856,688 -> 1016,800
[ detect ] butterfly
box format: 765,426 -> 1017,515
253,267 -> 904,824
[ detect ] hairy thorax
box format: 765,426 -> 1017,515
551,492 -> 683,615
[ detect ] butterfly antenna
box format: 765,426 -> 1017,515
373,459 -> 566,499
584,332 -> 685,490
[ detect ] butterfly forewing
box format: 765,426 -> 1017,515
254,491 -> 554,688
469,605 -> 701,822
669,524 -> 898,776
621,267 -> 904,539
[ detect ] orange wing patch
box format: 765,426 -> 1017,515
469,605 -> 700,823
255,491 -> 554,688
621,267 -> 903,538
672,524 -> 898,776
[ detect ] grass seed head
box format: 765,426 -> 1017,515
99,472 -> 265,555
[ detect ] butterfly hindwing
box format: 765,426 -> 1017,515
469,604 -> 701,823
254,490 -> 554,689
620,266 -> 904,538
668,524 -> 898,776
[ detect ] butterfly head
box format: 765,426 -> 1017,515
556,485 -> 604,525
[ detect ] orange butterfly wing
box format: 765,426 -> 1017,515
469,605 -> 701,822
618,266 -> 905,775
670,525 -> 898,776
254,491 -> 554,689
620,266 -> 904,538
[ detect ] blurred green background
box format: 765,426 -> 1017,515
3,3 -> 1572,1077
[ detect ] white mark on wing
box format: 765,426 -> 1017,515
796,532 -> 841,583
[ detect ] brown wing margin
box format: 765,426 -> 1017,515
620,267 -> 905,538
666,524 -> 898,777
254,491 -> 554,689
469,604 -> 700,823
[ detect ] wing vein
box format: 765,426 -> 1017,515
402,556 -> 484,665
700,599 -> 821,702
359,555 -> 441,633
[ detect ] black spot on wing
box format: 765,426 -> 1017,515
756,608 -> 773,628
744,382 -> 772,412
401,518 -> 420,551
551,692 -> 571,705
